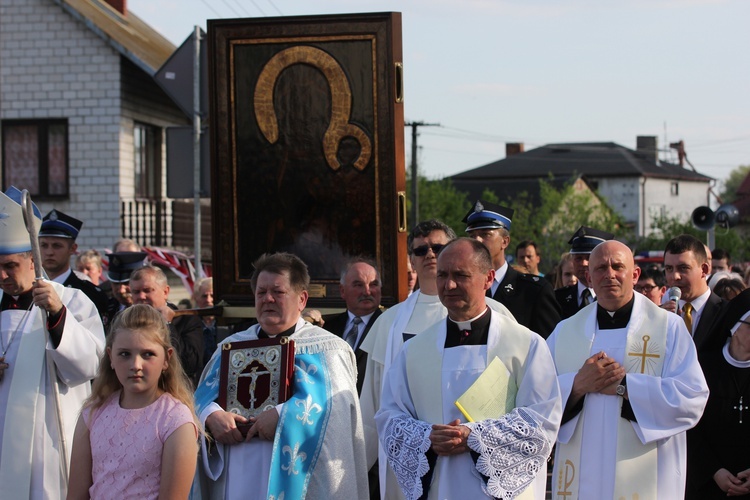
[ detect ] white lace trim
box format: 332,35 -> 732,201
382,416 -> 432,500
465,407 -> 551,499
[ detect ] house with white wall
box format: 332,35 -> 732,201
0,0 -> 190,252
449,137 -> 713,237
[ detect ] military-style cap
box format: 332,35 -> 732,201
463,200 -> 514,232
39,209 -> 83,240
568,226 -> 614,254
0,186 -> 42,255
106,252 -> 147,283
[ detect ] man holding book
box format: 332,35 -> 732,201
375,238 -> 561,499
194,252 -> 367,499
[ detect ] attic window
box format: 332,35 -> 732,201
671,182 -> 679,196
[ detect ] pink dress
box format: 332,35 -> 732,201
83,391 -> 197,499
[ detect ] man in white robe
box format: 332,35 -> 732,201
0,187 -> 105,500
360,220 -> 515,498
375,238 -> 561,499
546,240 -> 709,499
194,252 -> 367,499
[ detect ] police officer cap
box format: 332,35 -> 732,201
568,226 -> 615,254
106,252 -> 147,283
463,200 -> 514,232
39,209 -> 83,240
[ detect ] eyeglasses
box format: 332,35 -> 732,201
412,244 -> 446,257
634,284 -> 658,293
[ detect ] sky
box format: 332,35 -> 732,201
129,0 -> 750,190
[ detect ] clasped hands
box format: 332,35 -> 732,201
206,408 -> 279,445
714,468 -> 750,496
570,351 -> 626,406
430,419 -> 470,456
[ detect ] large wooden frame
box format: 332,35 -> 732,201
209,13 -> 407,308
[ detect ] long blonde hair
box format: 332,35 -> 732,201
84,305 -> 200,430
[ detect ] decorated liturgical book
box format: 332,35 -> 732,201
218,336 -> 295,435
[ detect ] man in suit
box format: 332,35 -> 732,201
323,258 -> 382,394
464,200 -> 561,338
555,226 -> 615,320
663,234 -> 725,353
39,209 -> 110,326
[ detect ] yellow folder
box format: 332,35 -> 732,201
454,356 -> 517,422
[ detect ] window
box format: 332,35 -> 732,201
134,123 -> 160,199
2,119 -> 68,197
671,182 -> 679,196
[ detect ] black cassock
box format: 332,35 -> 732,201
687,348 -> 750,499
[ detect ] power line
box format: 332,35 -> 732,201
219,0 -> 242,17
266,0 -> 283,15
232,0 -> 252,16
249,0 -> 268,16
200,0 -> 223,17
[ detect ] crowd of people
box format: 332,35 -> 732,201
2,187 -> 749,499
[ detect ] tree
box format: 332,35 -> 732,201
719,164 -> 750,203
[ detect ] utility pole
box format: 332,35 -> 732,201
405,121 -> 439,226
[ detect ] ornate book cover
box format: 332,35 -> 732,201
218,336 -> 295,425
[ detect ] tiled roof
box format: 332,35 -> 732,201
57,0 -> 175,75
450,142 -> 713,182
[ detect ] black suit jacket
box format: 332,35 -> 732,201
323,309 -> 383,394
167,302 -> 204,387
62,272 -> 110,325
555,284 -> 584,320
491,267 -> 562,338
692,292 -> 725,354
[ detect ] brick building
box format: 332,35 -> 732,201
0,0 -> 190,251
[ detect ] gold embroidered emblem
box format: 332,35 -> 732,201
627,334 -> 660,374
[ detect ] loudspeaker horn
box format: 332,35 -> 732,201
691,206 -> 715,231
715,203 -> 740,228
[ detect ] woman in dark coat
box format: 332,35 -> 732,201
687,288 -> 750,498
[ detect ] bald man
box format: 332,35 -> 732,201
546,240 -> 708,499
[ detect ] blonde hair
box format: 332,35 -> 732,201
84,305 -> 201,432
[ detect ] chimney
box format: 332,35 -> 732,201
636,136 -> 658,164
670,140 -> 686,167
104,0 -> 127,15
505,142 -> 525,157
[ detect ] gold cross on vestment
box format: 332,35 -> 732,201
627,335 -> 660,374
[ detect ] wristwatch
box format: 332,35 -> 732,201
616,377 -> 627,398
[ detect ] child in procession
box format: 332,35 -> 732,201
67,304 -> 200,500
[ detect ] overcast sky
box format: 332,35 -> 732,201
129,0 -> 750,191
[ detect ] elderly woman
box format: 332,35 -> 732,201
687,289 -> 750,498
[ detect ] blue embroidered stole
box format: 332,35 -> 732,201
268,350 -> 332,499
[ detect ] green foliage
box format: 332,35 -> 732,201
720,164 -> 750,203
405,176 -> 471,234
409,173 -> 627,272
631,211 -> 750,263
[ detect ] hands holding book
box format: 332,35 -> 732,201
206,408 -> 279,444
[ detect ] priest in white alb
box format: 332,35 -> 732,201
546,240 -> 709,499
375,238 -> 561,499
0,186 -> 105,499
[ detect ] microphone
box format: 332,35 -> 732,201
667,286 -> 682,303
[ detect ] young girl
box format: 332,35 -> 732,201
67,304 -> 200,500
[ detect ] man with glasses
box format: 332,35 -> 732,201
359,219 -> 514,498
464,200 -> 561,338
635,267 -> 667,305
